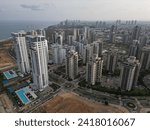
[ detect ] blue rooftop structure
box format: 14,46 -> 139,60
3,70 -> 18,80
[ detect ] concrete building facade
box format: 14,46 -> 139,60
11,31 -> 30,74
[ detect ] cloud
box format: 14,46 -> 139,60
20,4 -> 49,11
0,8 -> 4,12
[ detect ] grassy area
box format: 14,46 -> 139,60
0,74 -> 4,90
49,73 -> 64,84
138,69 -> 150,88
51,83 -> 61,91
127,88 -> 150,96
102,68 -> 120,77
0,74 -> 4,81
54,65 -> 65,76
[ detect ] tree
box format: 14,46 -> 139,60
104,100 -> 109,105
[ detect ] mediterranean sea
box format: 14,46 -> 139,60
0,21 -> 58,40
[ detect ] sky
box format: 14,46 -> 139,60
0,0 -> 150,21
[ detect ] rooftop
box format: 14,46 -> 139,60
3,70 -> 18,80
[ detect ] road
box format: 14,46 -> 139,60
74,87 -> 143,112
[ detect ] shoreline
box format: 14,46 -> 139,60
0,37 -> 12,43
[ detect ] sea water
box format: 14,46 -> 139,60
0,21 -> 58,40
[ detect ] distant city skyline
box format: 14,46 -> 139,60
0,0 -> 150,21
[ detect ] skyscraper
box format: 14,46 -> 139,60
109,25 -> 116,43
140,35 -> 148,46
98,40 -> 103,57
52,44 -> 66,64
83,41 -> 103,64
86,60 -> 97,85
139,45 -> 150,70
120,56 -> 140,91
36,29 -> 46,37
11,31 -> 30,74
91,42 -> 99,56
74,41 -> 84,57
73,28 -> 80,41
29,35 -> 49,91
83,44 -> 92,64
122,31 -> 129,44
95,57 -> 103,83
90,31 -> 95,43
68,35 -> 74,45
79,34 -> 84,43
84,26 -> 89,40
83,26 -> 91,44
52,32 -> 58,43
106,48 -> 118,73
128,40 -> 140,59
132,26 -> 141,40
86,56 -> 103,85
55,34 -> 63,46
66,50 -> 78,80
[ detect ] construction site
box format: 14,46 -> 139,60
34,92 -> 128,113
0,40 -> 16,71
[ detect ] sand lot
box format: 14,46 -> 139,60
0,41 -> 16,70
34,92 -> 128,113
0,50 -> 15,68
0,93 -> 15,113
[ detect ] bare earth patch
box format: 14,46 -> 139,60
0,93 -> 15,113
0,50 -> 15,68
0,41 -> 16,70
34,92 -> 128,113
